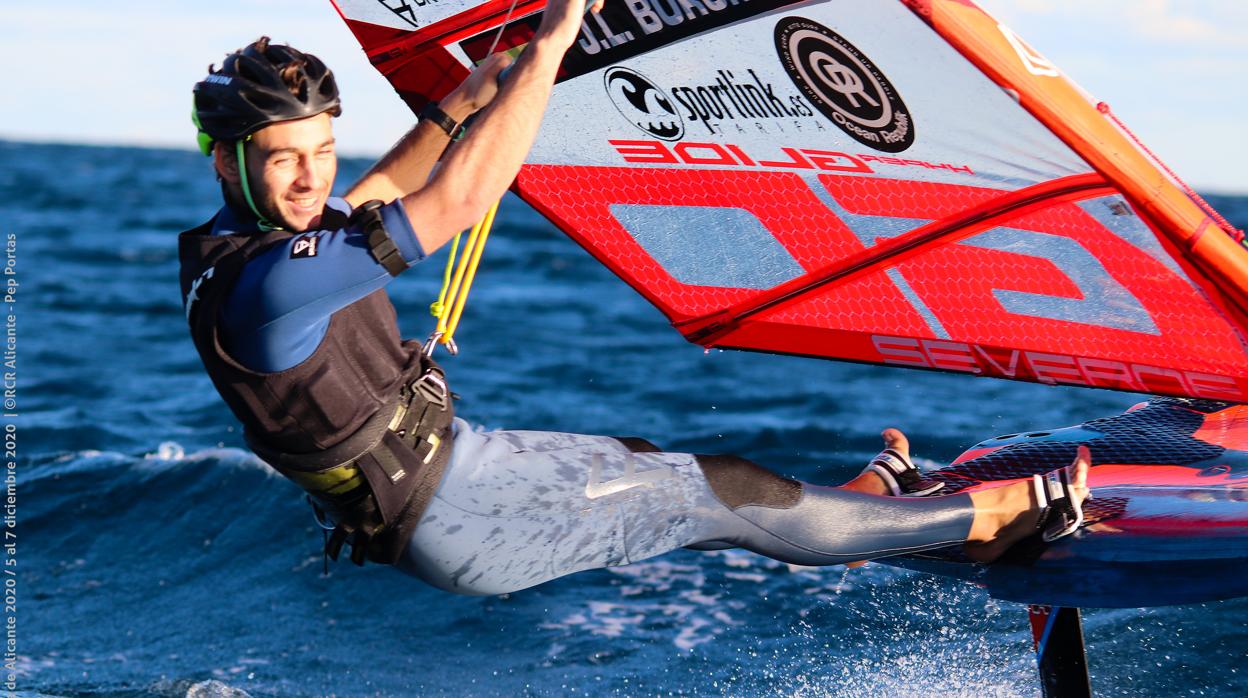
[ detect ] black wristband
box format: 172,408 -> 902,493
418,102 -> 460,138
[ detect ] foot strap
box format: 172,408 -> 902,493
864,448 -> 944,497
1033,468 -> 1085,543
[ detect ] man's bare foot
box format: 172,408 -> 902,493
962,445 -> 1092,562
841,428 -> 909,497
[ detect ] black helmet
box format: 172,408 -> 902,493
193,36 -> 341,155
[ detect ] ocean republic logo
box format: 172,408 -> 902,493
774,17 -> 914,153
604,67 -> 684,141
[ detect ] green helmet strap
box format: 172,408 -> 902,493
236,137 -> 281,232
191,101 -> 214,157
196,93 -> 282,232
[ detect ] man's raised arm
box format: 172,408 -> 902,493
386,0 -> 600,255
345,53 -> 510,208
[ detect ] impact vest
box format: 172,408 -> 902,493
177,207 -> 452,565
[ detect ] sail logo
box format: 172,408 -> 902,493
666,69 -> 819,136
604,67 -> 685,141
872,336 -> 1241,400
773,17 -> 915,153
609,139 -> 974,176
377,0 -> 440,28
997,23 -> 1059,77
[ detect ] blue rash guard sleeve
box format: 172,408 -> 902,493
213,197 -> 425,372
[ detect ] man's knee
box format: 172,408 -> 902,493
695,454 -> 801,510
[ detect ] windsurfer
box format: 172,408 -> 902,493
178,0 -> 1089,595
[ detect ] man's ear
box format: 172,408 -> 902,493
213,142 -> 241,185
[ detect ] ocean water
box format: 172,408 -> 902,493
8,138 -> 1248,697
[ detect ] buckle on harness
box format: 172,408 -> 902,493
411,371 -> 449,411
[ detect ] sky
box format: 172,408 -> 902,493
1,0 -> 1245,193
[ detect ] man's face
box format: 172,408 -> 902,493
243,113 -> 337,231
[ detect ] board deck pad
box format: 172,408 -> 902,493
884,398 -> 1248,608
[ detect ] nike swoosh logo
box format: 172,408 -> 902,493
585,454 -> 674,499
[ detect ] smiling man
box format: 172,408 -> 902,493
177,3 -> 1087,595
241,116 -> 336,231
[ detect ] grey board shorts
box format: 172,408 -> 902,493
396,418 -> 726,595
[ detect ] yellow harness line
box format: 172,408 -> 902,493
427,200 -> 500,354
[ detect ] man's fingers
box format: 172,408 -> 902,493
590,0 -> 605,12
485,53 -> 512,79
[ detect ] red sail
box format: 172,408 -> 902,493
331,0 -> 1248,401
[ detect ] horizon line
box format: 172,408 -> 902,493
2,133 -> 1245,199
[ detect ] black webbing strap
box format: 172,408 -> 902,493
351,199 -> 409,277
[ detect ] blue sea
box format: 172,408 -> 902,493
9,139 -> 1248,697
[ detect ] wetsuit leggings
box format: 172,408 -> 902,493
397,419 -> 974,595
